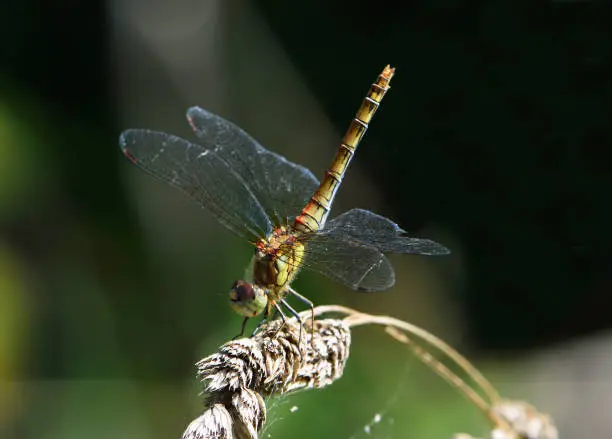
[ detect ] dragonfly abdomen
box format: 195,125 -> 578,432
294,65 -> 396,233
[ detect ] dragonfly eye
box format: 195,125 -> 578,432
230,280 -> 254,301
229,280 -> 267,318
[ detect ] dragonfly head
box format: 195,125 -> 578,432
229,280 -> 267,317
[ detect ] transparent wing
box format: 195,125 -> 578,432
297,233 -> 396,292
187,107 -> 320,226
322,208 -> 451,255
120,129 -> 272,240
290,208 -> 450,291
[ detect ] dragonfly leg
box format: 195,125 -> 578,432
280,298 -> 304,346
287,286 -> 315,343
251,313 -> 270,337
251,298 -> 281,337
232,316 -> 250,340
271,300 -> 289,337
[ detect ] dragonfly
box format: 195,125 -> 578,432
120,65 -> 450,337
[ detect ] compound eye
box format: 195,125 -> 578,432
232,281 -> 255,302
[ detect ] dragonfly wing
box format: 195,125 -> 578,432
298,233 -> 396,292
323,208 -> 451,255
293,208 -> 449,291
120,129 -> 272,240
187,107 -> 320,226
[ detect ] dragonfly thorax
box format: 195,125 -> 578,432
228,228 -> 305,319
252,226 -> 304,291
255,226 -> 297,255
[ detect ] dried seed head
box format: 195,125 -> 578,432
491,400 -> 558,439
183,317 -> 351,439
183,305 -> 560,439
452,400 -> 559,439
182,404 -> 233,439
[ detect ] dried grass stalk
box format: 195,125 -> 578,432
182,317 -> 350,439
316,305 -> 559,439
488,400 -> 558,439
182,305 -> 558,439
453,400 -> 558,439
